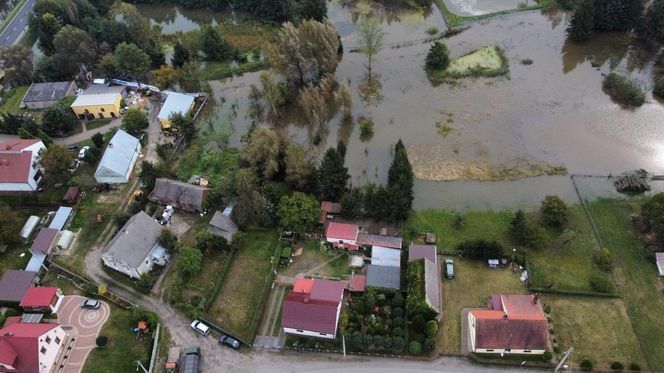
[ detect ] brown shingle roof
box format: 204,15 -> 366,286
473,317 -> 549,350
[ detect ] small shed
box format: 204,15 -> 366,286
56,230 -> 75,250
25,253 -> 47,273
30,228 -> 58,255
62,186 -> 81,205
48,207 -> 73,231
656,252 -> 664,276
20,216 -> 40,243
158,92 -> 195,129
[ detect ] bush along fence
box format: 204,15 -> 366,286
47,261 -> 137,309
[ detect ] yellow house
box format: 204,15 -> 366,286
70,93 -> 122,120
157,92 -> 195,130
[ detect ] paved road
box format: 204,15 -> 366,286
0,0 -> 35,47
53,120 -> 120,147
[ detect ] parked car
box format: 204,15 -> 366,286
219,335 -> 240,349
444,259 -> 455,279
181,346 -> 200,373
78,146 -> 90,160
81,298 -> 100,309
190,320 -> 210,336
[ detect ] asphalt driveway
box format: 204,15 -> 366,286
57,295 -> 110,373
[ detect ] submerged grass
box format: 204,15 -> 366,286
436,0 -> 555,27
427,45 -> 509,85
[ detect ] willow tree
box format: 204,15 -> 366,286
269,19 -> 339,86
335,81 -> 353,120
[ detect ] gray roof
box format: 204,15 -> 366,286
208,210 -> 238,241
149,178 -> 209,212
23,81 -> 74,103
48,206 -> 73,231
25,253 -> 46,273
102,212 -> 164,268
423,259 -> 442,314
366,265 -> 400,290
371,246 -> 401,268
94,130 -> 140,180
71,93 -> 121,107
81,84 -> 126,95
158,92 -> 195,120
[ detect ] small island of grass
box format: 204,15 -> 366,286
426,44 -> 509,85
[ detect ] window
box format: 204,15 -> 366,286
296,329 -> 303,333
40,347 -> 47,355
55,336 -> 61,345
486,349 -> 494,352
45,336 -> 51,344
524,350 -> 531,353
145,260 -> 149,264
319,333 -> 326,336
100,108 -> 105,112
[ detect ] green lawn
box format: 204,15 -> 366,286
279,240 -> 353,279
437,258 -> 526,354
585,198 -> 664,371
435,0 -> 554,27
0,86 -> 28,114
82,304 -> 152,373
207,229 -> 279,341
86,118 -> 113,130
527,205 -> 600,292
543,295 -> 647,370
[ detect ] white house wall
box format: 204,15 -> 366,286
101,254 -> 140,279
283,328 -> 336,339
37,325 -> 67,372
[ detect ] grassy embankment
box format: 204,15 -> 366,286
436,0 -> 555,27
403,202 -> 653,369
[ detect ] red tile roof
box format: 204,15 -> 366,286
408,245 -> 438,264
0,139 -> 40,151
282,279 -> 345,335
497,294 -> 546,320
0,321 -> 60,372
320,201 -> 341,214
325,222 -> 359,241
293,279 -> 314,294
20,287 -> 58,308
0,151 -> 32,184
30,228 -> 58,254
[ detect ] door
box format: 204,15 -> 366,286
98,113 -> 104,119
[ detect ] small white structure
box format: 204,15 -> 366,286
656,253 -> 664,276
55,230 -> 75,250
20,216 -> 40,242
94,129 -> 141,184
0,139 -> 46,192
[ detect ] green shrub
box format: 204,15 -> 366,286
610,361 -> 624,370
392,336 -> 406,352
580,358 -> 594,371
423,338 -> 435,353
425,41 -> 450,71
553,346 -> 561,353
426,26 -> 439,35
544,305 -> 552,314
425,320 -> 438,337
602,73 -> 646,107
549,328 -> 555,335
4,309 -> 17,317
589,274 -> 615,293
541,195 -> 569,229
593,248 -> 613,271
654,78 -> 664,99
409,340 -> 422,355
359,117 -> 374,139
542,350 -> 553,361
96,336 -> 108,347
456,239 -> 504,260
629,363 -> 641,371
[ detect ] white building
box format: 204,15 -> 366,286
94,129 -> 140,184
0,139 -> 45,192
101,211 -> 169,279
0,319 -> 67,372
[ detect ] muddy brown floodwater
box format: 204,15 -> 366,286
138,1 -> 664,211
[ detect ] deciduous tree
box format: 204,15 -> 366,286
122,108 -> 149,135
53,25 -> 98,77
0,45 -> 33,84
42,102 -> 77,136
171,41 -> 191,68
540,195 -> 569,229
176,246 -> 203,277
39,145 -> 74,184
113,42 -> 150,78
0,202 -> 22,245
153,65 -> 181,90
358,18 -> 384,75
639,0 -> 664,43
240,127 -> 280,180
277,192 -> 319,233
284,143 -> 311,190
38,13 -> 60,56
335,81 -> 352,120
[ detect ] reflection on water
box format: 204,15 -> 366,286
441,0 -> 537,16
136,4 -> 224,33
144,1 -> 664,210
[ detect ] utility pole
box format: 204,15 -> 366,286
554,347 -> 574,372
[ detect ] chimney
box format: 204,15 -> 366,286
303,297 -> 309,303
108,143 -> 113,148
533,292 -> 541,304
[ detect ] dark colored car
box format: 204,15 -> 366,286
444,259 -> 455,279
219,335 -> 240,349
81,298 -> 100,309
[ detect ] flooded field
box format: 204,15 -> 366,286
441,0 -> 537,16
138,1 -> 664,210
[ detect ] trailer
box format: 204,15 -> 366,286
165,345 -> 182,373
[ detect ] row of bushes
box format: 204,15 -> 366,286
602,73 -> 646,107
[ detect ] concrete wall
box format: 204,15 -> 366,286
37,325 -> 67,372
71,95 -> 122,120
101,254 -> 141,279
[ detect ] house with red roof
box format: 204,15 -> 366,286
325,222 -> 360,251
0,139 -> 45,192
468,294 -> 549,355
0,317 -> 67,372
19,287 -> 63,314
281,279 -> 345,339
